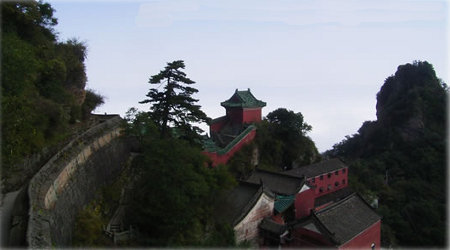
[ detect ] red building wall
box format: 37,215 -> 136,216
295,188 -> 315,219
226,108 -> 262,125
210,117 -> 227,133
307,168 -> 348,198
226,108 -> 243,125
339,220 -> 381,250
242,108 -> 262,124
203,128 -> 256,166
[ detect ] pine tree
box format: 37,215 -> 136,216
140,60 -> 209,139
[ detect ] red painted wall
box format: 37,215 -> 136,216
306,168 -> 348,198
339,220 -> 381,250
295,188 -> 315,219
226,108 -> 243,125
242,108 -> 262,124
226,108 -> 262,125
203,128 -> 256,167
210,117 -> 227,133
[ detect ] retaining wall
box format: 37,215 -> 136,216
26,115 -> 132,247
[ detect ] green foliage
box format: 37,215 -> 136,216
329,61 -> 447,247
259,108 -> 319,170
228,142 -> 258,179
1,1 -> 103,173
73,202 -> 110,246
266,108 -> 312,135
227,108 -> 320,178
1,1 -> 57,44
123,107 -> 159,145
56,39 -> 88,89
126,115 -> 236,246
202,223 -> 236,247
81,89 -> 104,120
139,60 -> 210,139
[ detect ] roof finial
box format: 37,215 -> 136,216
248,88 -> 250,92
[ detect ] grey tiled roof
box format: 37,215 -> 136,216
314,186 -> 354,208
246,169 -> 305,195
313,193 -> 381,245
284,159 -> 347,178
259,217 -> 287,235
220,181 -> 269,226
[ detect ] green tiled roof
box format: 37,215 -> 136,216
274,195 -> 295,213
221,89 -> 266,108
203,125 -> 256,155
202,137 -> 222,152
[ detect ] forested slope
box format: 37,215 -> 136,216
326,61 -> 447,247
1,1 -> 104,190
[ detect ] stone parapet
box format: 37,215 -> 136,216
27,115 -> 131,247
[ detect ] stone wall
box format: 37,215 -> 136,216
234,192 -> 274,243
26,115 -> 132,247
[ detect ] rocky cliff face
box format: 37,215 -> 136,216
340,61 -> 447,158
326,61 -> 447,246
374,61 -> 445,143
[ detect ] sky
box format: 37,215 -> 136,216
49,0 -> 448,152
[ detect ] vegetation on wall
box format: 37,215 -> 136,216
326,61 -> 447,247
1,1 -> 104,174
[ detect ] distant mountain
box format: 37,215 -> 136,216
326,61 -> 447,247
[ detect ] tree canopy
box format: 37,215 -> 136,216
139,60 -> 209,140
228,108 -> 320,178
124,111 -> 236,246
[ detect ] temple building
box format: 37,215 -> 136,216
216,181 -> 275,244
203,89 -> 266,166
221,159 -> 381,249
203,89 -> 381,248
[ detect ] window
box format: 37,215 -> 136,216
320,175 -> 323,180
319,187 -> 324,193
342,168 -> 346,174
335,181 -> 339,187
342,179 -> 346,184
327,184 -> 331,190
335,170 -> 339,175
327,173 -> 331,179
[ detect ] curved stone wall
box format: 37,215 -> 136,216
27,116 -> 132,247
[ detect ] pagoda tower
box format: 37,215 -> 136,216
204,88 -> 266,166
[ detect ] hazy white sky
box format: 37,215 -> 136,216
50,0 -> 448,152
